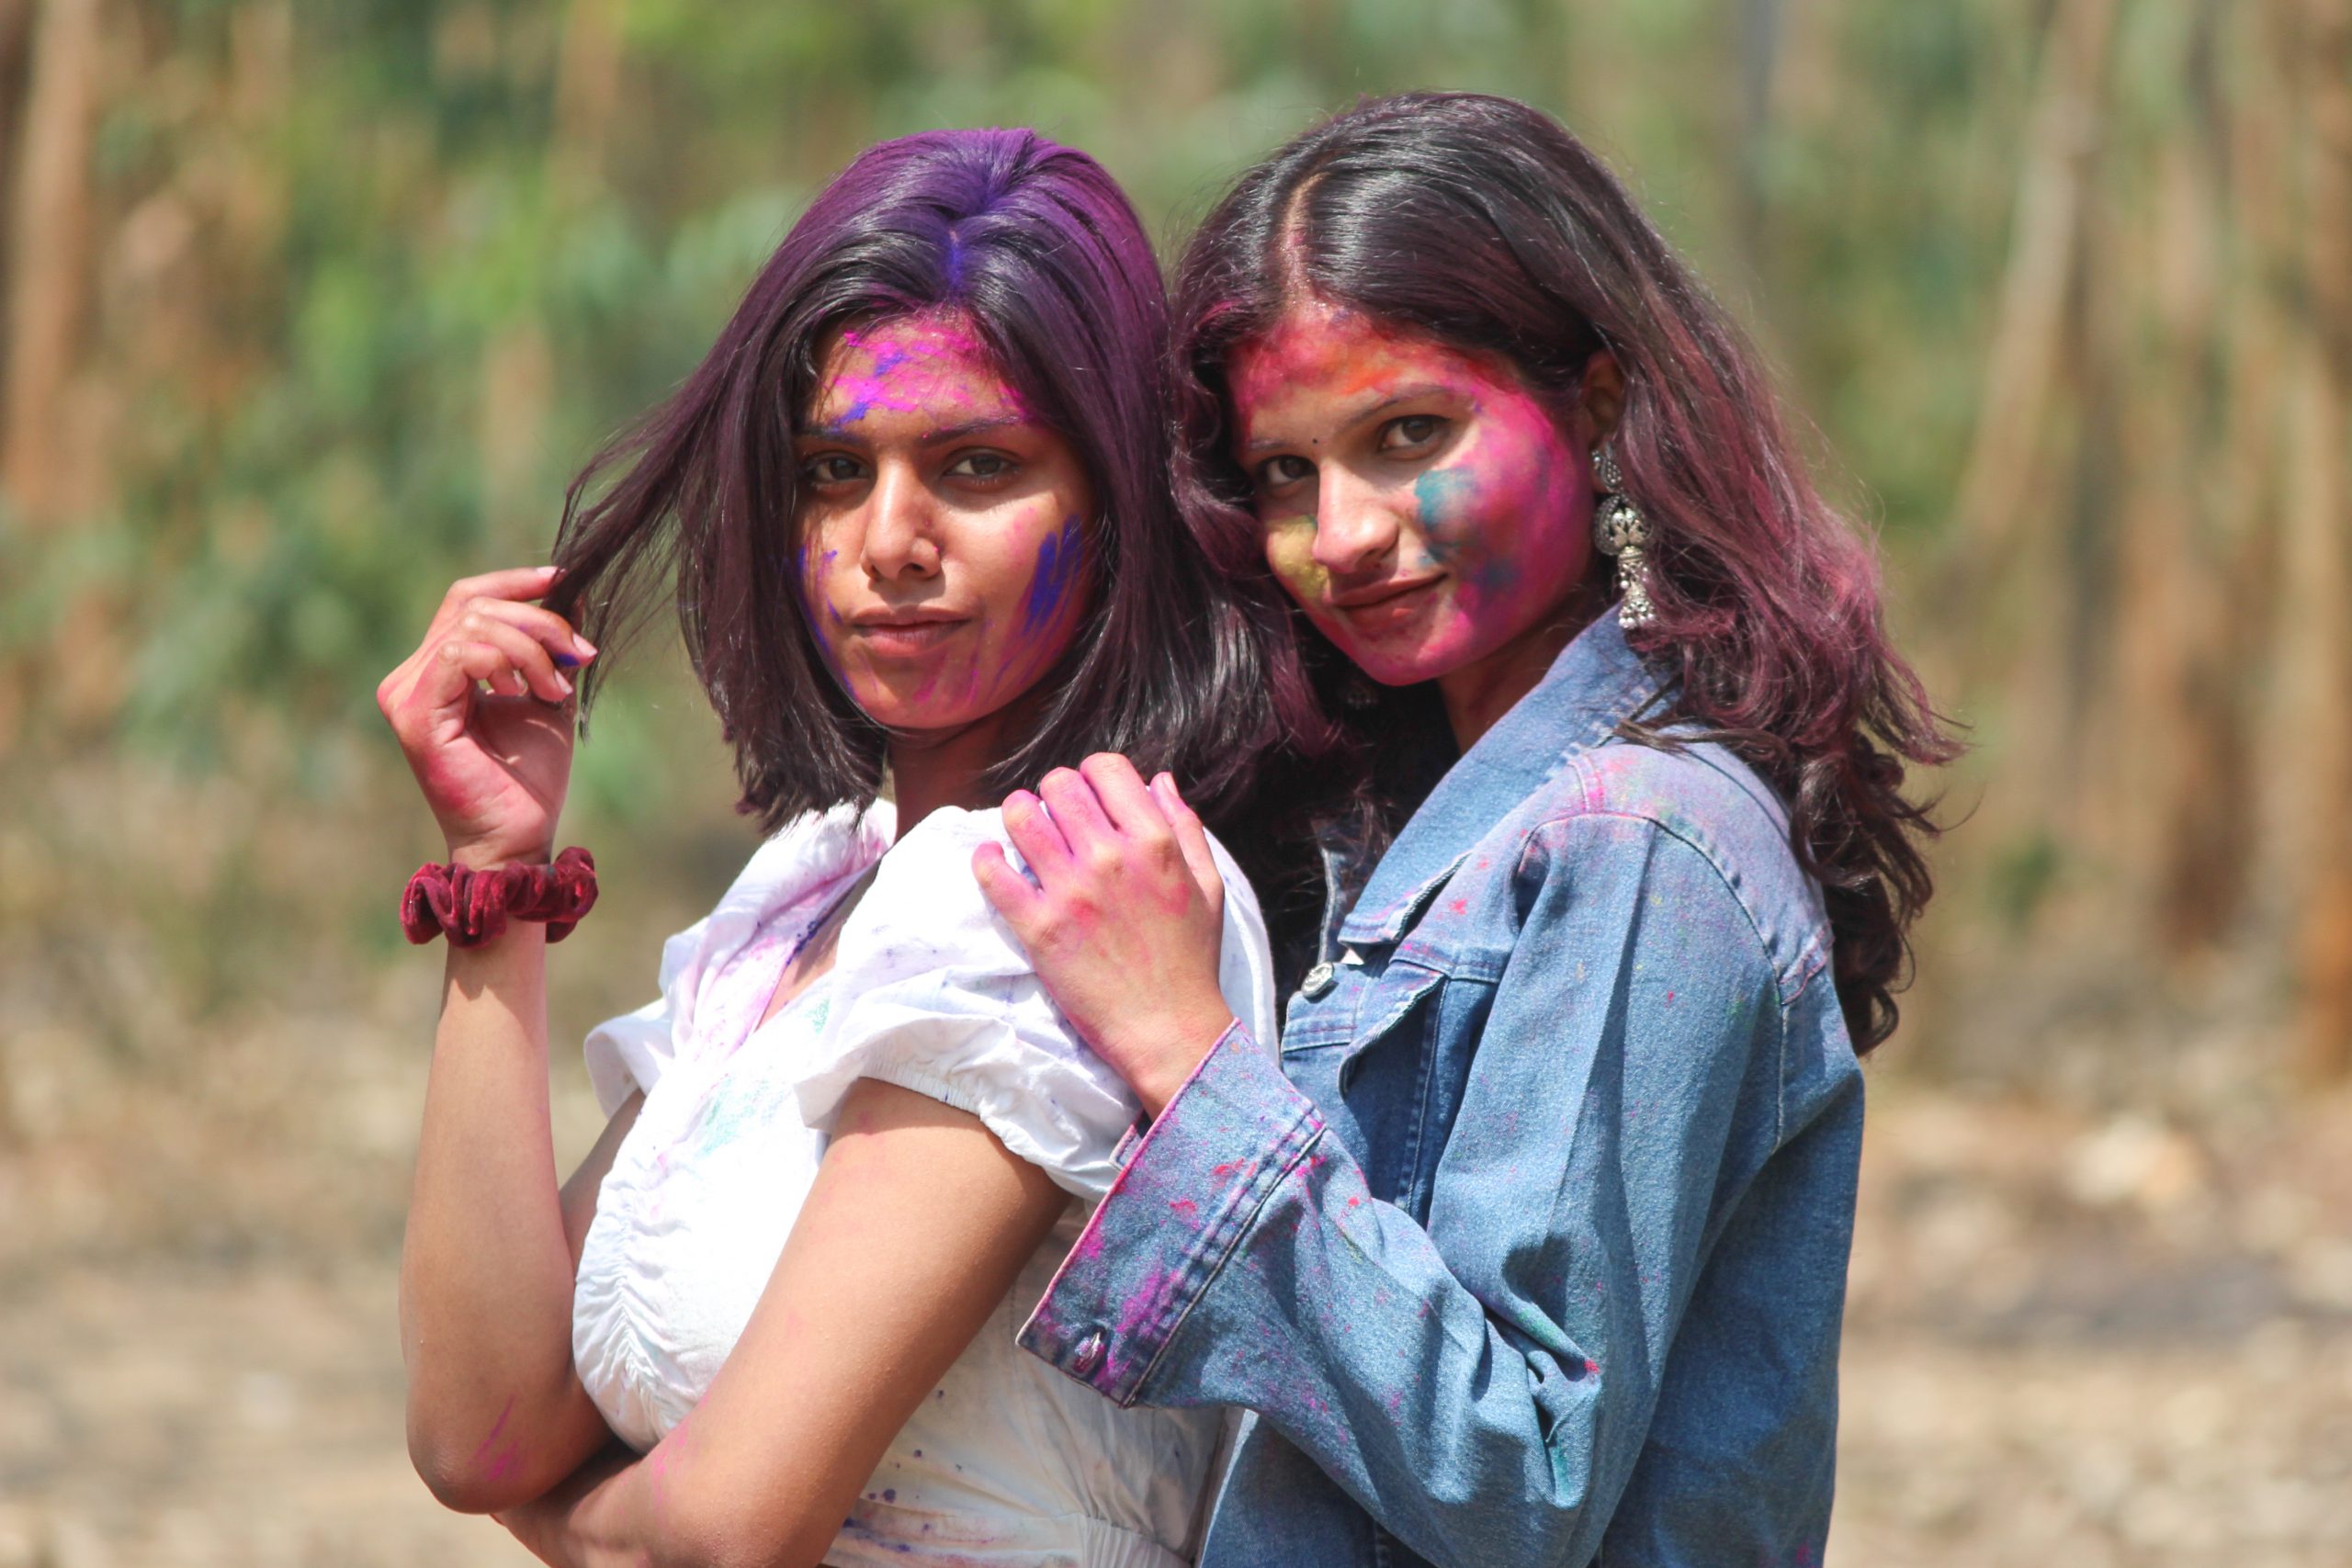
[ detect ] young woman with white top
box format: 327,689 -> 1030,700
376,127 -> 1325,1568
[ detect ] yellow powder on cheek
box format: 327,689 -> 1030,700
1262,516 -> 1330,599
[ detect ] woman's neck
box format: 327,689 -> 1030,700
883,694 -> 1037,838
1436,587 -> 1607,751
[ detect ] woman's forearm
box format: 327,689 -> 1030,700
501,1444 -> 670,1568
503,1439 -> 748,1568
507,1078 -> 1078,1568
400,923 -> 606,1511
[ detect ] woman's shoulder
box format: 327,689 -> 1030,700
865,808 -> 1270,931
1507,738 -> 1831,1005
797,804 -> 1133,1200
887,801 -> 1250,867
722,798 -> 897,915
845,800 -> 1279,1056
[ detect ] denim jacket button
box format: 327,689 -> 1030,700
1299,962 -> 1337,999
1072,1330 -> 1105,1374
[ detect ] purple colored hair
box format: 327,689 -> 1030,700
1170,93 -> 1960,1050
546,128 -> 1332,854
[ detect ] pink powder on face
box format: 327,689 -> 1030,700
1228,299 -> 1596,689
820,312 -> 1032,432
793,311 -> 1094,737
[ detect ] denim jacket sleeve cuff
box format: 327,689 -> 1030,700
1017,1020 -> 1324,1405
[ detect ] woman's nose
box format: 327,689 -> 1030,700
860,461 -> 942,581
1311,471 -> 1404,577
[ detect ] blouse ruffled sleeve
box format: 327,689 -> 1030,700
792,806 -> 1277,1204
578,798 -> 900,1120
580,915 -> 710,1116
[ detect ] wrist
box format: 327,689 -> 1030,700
405,847 -> 596,950
1128,1006 -> 1239,1121
443,920 -> 548,967
446,839 -> 554,872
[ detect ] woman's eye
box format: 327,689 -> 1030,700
945,451 -> 1016,480
1378,414 -> 1446,453
803,454 -> 864,485
1257,455 -> 1314,490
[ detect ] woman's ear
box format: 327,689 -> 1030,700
1577,349 -> 1626,448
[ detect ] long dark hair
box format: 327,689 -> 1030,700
1171,92 -> 1959,1050
546,128 -> 1332,851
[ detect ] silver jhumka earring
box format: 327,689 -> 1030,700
1590,442 -> 1657,630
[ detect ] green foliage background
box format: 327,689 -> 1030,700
38,0 -> 2018,758
14,10 -> 2352,1560
5,0 -> 2345,1247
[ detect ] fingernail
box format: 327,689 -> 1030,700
553,671 -> 573,697
553,649 -> 582,669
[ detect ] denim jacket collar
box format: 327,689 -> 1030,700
1338,613 -> 1666,949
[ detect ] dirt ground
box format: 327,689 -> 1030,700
3,1066 -> 2348,1566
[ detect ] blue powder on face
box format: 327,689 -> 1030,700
1018,515 -> 1087,636
1411,467 -> 1479,562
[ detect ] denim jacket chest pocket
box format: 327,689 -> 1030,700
1281,902 -> 1504,1226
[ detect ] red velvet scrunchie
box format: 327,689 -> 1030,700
401,846 -> 599,948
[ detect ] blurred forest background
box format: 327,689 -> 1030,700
1,0 -> 2348,1563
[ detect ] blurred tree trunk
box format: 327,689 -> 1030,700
1945,0 -> 2118,859
0,0 -> 98,525
481,0 -> 628,538
552,0 -> 620,207
2113,0 -> 2250,953
1946,0 -> 2117,605
2054,160 -> 2120,827
0,0 -> 37,382
2290,0 -> 2352,1079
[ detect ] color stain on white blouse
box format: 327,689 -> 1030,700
572,800 -> 1280,1568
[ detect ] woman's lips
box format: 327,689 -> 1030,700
848,614 -> 971,657
1330,573 -> 1445,630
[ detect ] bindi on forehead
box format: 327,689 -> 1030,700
808,310 -> 1032,433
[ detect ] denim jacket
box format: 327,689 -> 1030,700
1018,614 -> 1865,1567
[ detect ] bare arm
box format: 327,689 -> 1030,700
497,1077 -> 1069,1568
378,564 -> 623,1511
400,930 -> 639,1511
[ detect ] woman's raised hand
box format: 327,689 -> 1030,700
376,564 -> 594,869
973,754 -> 1238,1118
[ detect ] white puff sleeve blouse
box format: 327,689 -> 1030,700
792,805 -> 1274,1198
571,798 -> 1279,1568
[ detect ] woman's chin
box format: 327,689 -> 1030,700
842,678 -> 1007,739
1329,638 -> 1472,690
1325,611 -> 1528,693
856,698 -> 988,735
834,637 -> 1066,743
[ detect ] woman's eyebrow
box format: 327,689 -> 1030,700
799,415 -> 1031,446
919,416 -> 1029,445
1241,383 -> 1455,457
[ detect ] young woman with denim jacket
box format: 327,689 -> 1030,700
973,94 -> 1957,1567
